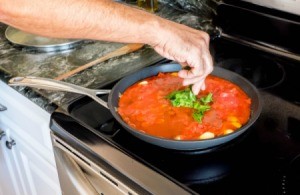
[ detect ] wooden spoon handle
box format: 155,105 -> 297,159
54,43 -> 144,81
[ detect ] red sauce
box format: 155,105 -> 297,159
118,72 -> 251,140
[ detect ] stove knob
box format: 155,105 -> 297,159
6,139 -> 16,149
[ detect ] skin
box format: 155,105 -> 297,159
0,0 -> 213,94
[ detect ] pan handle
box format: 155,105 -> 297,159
8,76 -> 110,108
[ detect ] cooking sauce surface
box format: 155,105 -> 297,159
118,73 -> 251,140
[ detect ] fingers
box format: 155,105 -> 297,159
178,46 -> 213,95
201,46 -> 214,76
178,56 -> 205,79
178,66 -> 204,79
192,79 -> 206,95
201,82 -> 206,91
178,59 -> 204,79
181,75 -> 204,86
151,22 -> 213,95
182,76 -> 206,95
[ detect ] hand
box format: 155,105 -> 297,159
151,20 -> 213,95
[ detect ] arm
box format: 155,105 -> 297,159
0,0 -> 213,94
0,0 -> 158,43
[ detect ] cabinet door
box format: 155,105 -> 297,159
0,82 -> 61,195
7,129 -> 61,195
0,128 -> 24,195
0,82 -> 56,164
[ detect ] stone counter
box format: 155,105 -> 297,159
0,2 -> 214,113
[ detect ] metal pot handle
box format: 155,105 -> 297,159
9,76 -> 110,108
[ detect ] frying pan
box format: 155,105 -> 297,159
9,63 -> 262,151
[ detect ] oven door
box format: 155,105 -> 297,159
50,106 -> 196,195
51,133 -> 142,195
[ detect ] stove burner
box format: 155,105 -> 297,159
172,153 -> 234,185
108,124 -> 250,185
216,57 -> 285,89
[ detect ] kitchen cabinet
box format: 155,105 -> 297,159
0,129 -> 21,195
0,81 -> 61,195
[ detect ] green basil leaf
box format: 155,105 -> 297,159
201,93 -> 213,104
166,88 -> 213,123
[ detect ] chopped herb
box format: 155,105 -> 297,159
166,88 -> 196,108
201,93 -> 213,104
166,88 -> 213,122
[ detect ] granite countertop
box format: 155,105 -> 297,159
0,2 -> 215,113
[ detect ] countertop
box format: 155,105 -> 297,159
0,2 -> 215,113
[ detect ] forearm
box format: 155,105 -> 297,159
0,0 -> 163,45
0,0 -> 213,95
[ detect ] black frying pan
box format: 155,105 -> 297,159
9,63 -> 262,151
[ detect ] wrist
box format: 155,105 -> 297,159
138,14 -> 167,47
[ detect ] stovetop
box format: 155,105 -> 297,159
50,2 -> 300,194
49,38 -> 300,195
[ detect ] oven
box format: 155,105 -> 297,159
50,1 -> 300,195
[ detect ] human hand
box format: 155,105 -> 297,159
151,20 -> 213,95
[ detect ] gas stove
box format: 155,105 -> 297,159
50,1 -> 300,195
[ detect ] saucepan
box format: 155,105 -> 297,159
9,63 -> 262,151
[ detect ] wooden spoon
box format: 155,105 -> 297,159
54,43 -> 144,81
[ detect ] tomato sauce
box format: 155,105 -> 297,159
118,72 -> 251,140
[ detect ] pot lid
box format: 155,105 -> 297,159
5,26 -> 82,52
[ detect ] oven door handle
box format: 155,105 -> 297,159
54,147 -> 99,195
